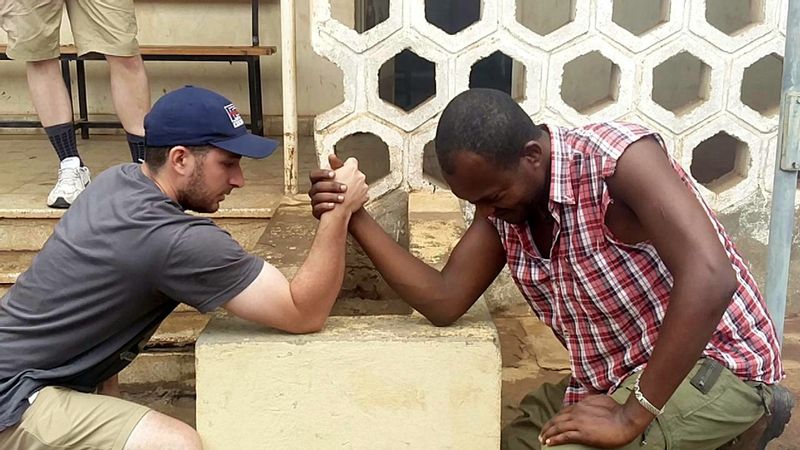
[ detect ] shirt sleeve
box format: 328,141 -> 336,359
590,122 -> 665,178
157,223 -> 264,313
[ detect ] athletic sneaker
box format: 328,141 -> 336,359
46,166 -> 91,208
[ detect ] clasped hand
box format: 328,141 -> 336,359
308,154 -> 368,217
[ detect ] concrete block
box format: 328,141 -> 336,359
678,115 -> 763,213
196,304 -> 501,450
639,37 -> 727,135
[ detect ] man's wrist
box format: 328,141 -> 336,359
321,205 -> 351,224
348,207 -> 367,230
622,394 -> 657,431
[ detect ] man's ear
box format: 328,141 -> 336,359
521,140 -> 545,168
168,146 -> 192,175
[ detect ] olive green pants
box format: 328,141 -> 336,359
502,359 -> 772,450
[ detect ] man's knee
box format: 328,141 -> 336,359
502,422 -> 541,450
124,411 -> 202,450
105,54 -> 145,72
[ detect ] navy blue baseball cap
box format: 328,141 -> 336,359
144,86 -> 278,159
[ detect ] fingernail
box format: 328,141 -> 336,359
329,171 -> 334,177
545,439 -> 550,445
337,195 -> 344,201
340,185 -> 347,192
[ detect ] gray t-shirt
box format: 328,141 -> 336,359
0,164 -> 263,431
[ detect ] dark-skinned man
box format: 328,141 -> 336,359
308,88 -> 791,449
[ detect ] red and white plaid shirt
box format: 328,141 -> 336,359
490,122 -> 783,405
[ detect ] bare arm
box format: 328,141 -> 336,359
346,209 -> 506,325
224,159 -> 369,333
308,155 -> 506,326
608,137 -> 737,426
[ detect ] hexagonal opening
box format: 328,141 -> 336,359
652,51 -> 711,116
516,0 -> 575,36
612,0 -> 669,36
690,132 -> 750,194
334,132 -> 390,184
422,140 -> 447,188
561,51 -> 620,114
330,0 -> 390,33
425,0 -> 481,35
378,49 -> 436,112
469,51 -> 527,102
706,0 -> 764,36
741,53 -> 783,116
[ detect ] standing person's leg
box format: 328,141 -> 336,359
0,0 -> 91,208
67,0 -> 150,163
107,54 -> 150,163
0,386 -> 201,450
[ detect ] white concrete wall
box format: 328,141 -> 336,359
309,0 -> 799,311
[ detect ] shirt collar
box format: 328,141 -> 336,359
544,124 -> 576,206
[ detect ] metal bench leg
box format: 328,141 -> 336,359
247,56 -> 264,136
76,60 -> 89,139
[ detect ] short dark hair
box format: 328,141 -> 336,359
144,145 -> 213,171
434,88 -> 541,174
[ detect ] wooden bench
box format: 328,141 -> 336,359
0,0 -> 276,137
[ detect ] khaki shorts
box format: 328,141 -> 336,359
0,386 -> 150,450
502,358 -> 772,450
0,0 -> 139,61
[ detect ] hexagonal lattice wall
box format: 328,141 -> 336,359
311,0 -> 788,209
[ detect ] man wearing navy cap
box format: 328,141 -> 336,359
0,86 -> 369,449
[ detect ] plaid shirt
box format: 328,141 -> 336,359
490,122 -> 783,404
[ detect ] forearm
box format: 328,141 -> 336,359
348,209 -> 455,323
289,208 -> 350,324
623,268 -> 736,426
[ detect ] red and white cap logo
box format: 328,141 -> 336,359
224,103 -> 244,128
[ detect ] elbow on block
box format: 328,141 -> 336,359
426,311 -> 460,327
283,315 -> 327,335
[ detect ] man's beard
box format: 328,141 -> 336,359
179,164 -> 218,213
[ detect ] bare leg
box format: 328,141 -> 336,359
123,410 -> 202,450
26,59 -> 73,126
106,54 -> 150,135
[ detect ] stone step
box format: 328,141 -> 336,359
0,250 -> 35,285
119,348 -> 196,390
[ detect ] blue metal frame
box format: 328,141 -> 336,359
765,0 -> 800,345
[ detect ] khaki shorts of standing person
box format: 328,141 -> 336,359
0,0 -> 140,62
0,386 -> 150,450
